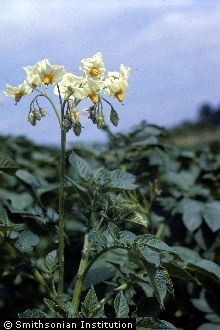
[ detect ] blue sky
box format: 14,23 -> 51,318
1,0 -> 220,145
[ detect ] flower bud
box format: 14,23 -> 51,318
73,122 -> 82,136
70,108 -> 80,124
28,111 -> 37,126
34,110 -> 41,120
63,117 -> 72,132
97,114 -> 105,129
88,106 -> 97,124
110,108 -> 119,127
39,107 -> 46,117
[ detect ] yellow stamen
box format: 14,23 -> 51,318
115,92 -> 124,102
31,83 -> 37,89
90,68 -> 99,77
43,73 -> 53,85
89,93 -> 99,103
15,92 -> 22,103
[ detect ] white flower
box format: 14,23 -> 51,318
74,78 -> 103,103
105,77 -> 128,102
119,64 -> 132,80
5,81 -> 32,102
107,64 -> 132,80
80,52 -> 105,79
37,59 -> 66,85
104,64 -> 131,102
55,74 -> 103,103
54,73 -> 83,100
23,64 -> 42,88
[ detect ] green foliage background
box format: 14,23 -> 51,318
0,122 -> 220,329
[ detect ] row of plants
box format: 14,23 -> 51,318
0,122 -> 219,329
1,53 -> 219,329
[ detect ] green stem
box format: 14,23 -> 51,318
34,89 -> 62,128
72,242 -> 149,311
32,268 -> 53,296
72,233 -> 89,311
72,245 -> 131,311
57,102 -> 66,295
155,222 -> 165,239
31,88 -> 66,295
1,234 -> 53,297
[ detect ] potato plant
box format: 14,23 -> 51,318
0,54 -> 219,329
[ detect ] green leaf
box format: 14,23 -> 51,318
106,170 -> 138,190
136,234 -> 174,254
176,198 -> 203,232
15,230 -> 40,253
0,153 -> 18,173
149,268 -> 167,308
187,259 -> 220,282
45,250 -> 58,268
18,308 -> 48,318
66,175 -> 87,192
162,268 -> 175,297
137,317 -> 177,330
147,266 -> 173,308
46,208 -> 59,223
119,230 -> 137,245
0,189 -> 33,211
81,286 -> 104,318
69,153 -> 92,181
93,168 -> 138,190
203,201 -> 220,232
172,246 -> 201,264
38,183 -> 59,196
138,246 -> 160,267
16,169 -> 41,189
108,223 -> 121,241
205,313 -> 220,323
191,293 -> 213,313
164,262 -> 197,283
114,291 -> 129,318
84,262 -> 116,289
0,204 -> 23,234
108,224 -> 136,245
44,298 -> 75,318
43,250 -> 58,279
165,170 -> 197,191
32,151 -> 55,163
0,204 -> 8,224
89,230 -> 108,248
0,223 -> 22,234
44,299 -> 58,317
126,212 -> 148,228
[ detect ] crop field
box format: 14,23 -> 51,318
0,122 -> 219,329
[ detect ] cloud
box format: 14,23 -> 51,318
119,6 -> 220,60
0,0 -> 197,38
1,1 -> 220,145
2,1 -> 216,64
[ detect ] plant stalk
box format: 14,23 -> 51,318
155,222 -> 165,239
57,125 -> 66,295
72,233 -> 89,311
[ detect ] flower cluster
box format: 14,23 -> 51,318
5,53 -> 131,136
